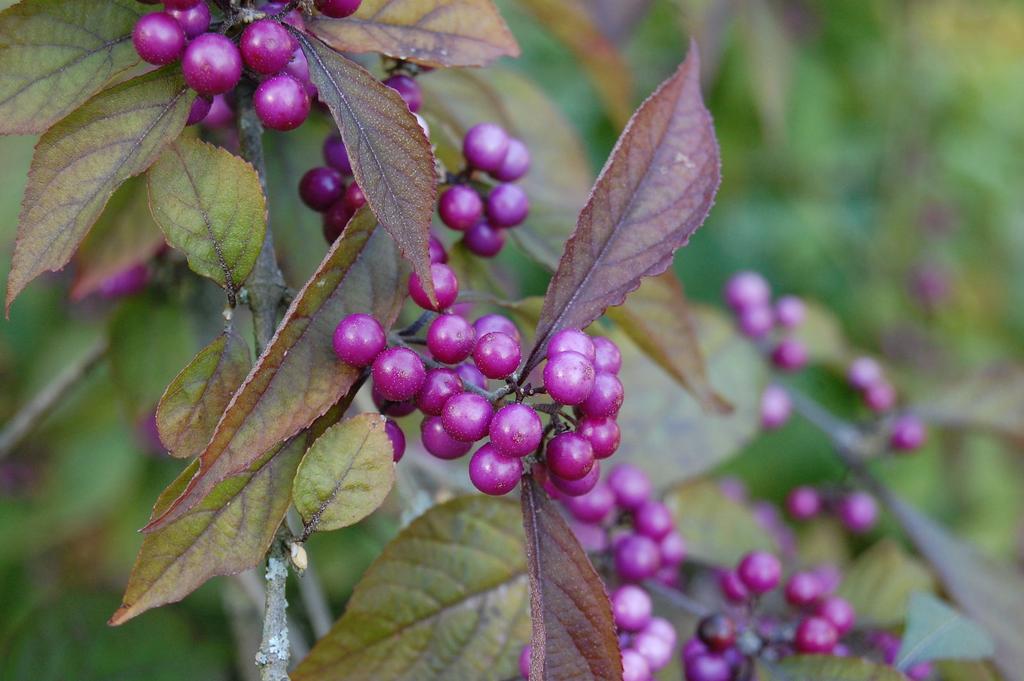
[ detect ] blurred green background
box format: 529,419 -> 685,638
1,0 -> 1022,678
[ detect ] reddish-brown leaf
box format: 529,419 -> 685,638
144,211 -> 408,532
296,31 -> 438,306
309,0 -> 519,68
521,476 -> 622,681
522,44 -> 720,376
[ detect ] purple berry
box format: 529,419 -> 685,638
332,313 -> 386,367
543,351 -> 596,405
813,564 -> 843,596
785,485 -> 822,520
736,551 -> 781,594
771,338 -> 808,371
592,336 -> 622,374
548,328 -> 596,362
202,94 -> 234,127
463,220 -> 505,257
775,295 -> 806,328
409,263 -> 459,311
784,571 -> 824,607
492,137 -> 530,182
760,385 -> 792,429
794,616 -> 838,653
254,74 -> 310,131
315,0 -> 362,18
415,368 -> 463,416
837,491 -> 878,534
438,185 -> 483,231
372,347 -> 426,402
372,383 -> 416,417
463,122 -> 510,172
133,13 -> 185,65
260,2 -> 305,30
473,314 -> 520,345
98,263 -> 149,299
614,533 -> 661,582
580,372 -> 624,418
241,19 -> 296,74
889,414 -> 927,452
343,182 -> 366,213
473,331 -> 520,379
546,433 -> 594,481
322,200 -> 352,243
489,404 -> 542,457
384,419 -> 405,462
847,356 -> 884,391
864,381 -> 897,412
384,74 -> 422,112
682,637 -> 709,662
549,461 -> 600,497
815,596 -> 856,635
518,645 -> 531,678
621,649 -> 651,681
427,314 -> 476,364
167,3 -> 210,38
607,464 -> 651,510
420,416 -> 472,460
659,530 -> 686,567
562,481 -> 615,523
163,0 -> 200,9
455,363 -> 487,390
643,618 -> 677,651
486,183 -> 529,228
182,33 -> 243,96
300,167 -> 345,211
441,392 -> 493,442
611,584 -> 652,632
576,416 -> 620,459
186,96 -> 212,126
684,654 -> 732,681
718,477 -> 748,503
428,234 -> 447,264
633,500 -> 673,541
469,443 -> 521,495
717,570 -> 748,603
724,271 -> 770,311
323,135 -> 352,175
737,304 -> 774,338
697,614 -> 736,652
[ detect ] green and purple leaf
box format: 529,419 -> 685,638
156,329 -> 252,460
521,476 -> 622,681
895,592 -> 994,670
146,136 -> 267,294
145,210 -> 408,532
297,31 -> 438,306
309,0 -> 520,68
915,363 -> 1024,444
522,44 -> 720,376
292,496 -> 529,681
6,67 -> 193,314
0,0 -> 145,135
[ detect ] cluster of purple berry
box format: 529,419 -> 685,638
723,271 -> 808,373
437,122 -> 531,258
786,485 -> 881,534
845,356 -> 928,451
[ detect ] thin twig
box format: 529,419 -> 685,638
254,542 -> 292,680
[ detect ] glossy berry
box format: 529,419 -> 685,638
816,596 -> 856,635
577,416 -> 620,459
323,135 -> 352,174
384,74 -> 422,112
203,94 -> 234,127
761,384 -> 792,429
455,362 -> 487,390
332,313 -> 386,367
133,13 -> 185,65
518,645 -> 531,678
438,185 -> 483,231
441,392 -> 493,442
182,33 -> 243,96
463,122 -> 510,172
492,137 -> 530,182
621,649 -> 651,681
794,616 -> 838,654
474,314 -> 520,345
785,571 -> 824,607
186,96 -> 212,126
384,419 -> 405,462
463,221 -> 505,257
614,533 -> 661,582
549,461 -> 601,497
489,404 -> 542,457
372,383 -> 416,417
737,304 -> 774,338
163,0 -> 200,9
409,263 -> 459,311
684,654 -> 732,681
907,662 -> 933,681
543,351 -> 596,405
322,200 -> 352,243
607,464 -> 651,510
372,347 -> 426,401
562,480 -> 615,523
300,167 -> 345,211
864,381 -> 897,413
785,485 -> 822,520
634,500 -> 673,541
889,414 -> 927,452
486,183 -> 529,227
580,372 -> 624,418
736,551 -> 781,594
167,3 -> 210,38
415,368 -> 463,416
420,416 -> 472,460
774,295 -> 806,328
546,433 -> 594,481
659,530 -> 687,566
343,182 -> 367,213
592,336 -> 622,374
254,74 -> 310,131
98,264 -> 149,299
260,2 -> 305,29
724,271 -> 770,311
241,19 -> 295,74
473,332 -> 520,379
548,328 -> 596,362
315,0 -> 362,18
611,585 -> 652,632
469,443 -> 521,495
847,356 -> 884,391
697,614 -> 736,652
771,338 -> 808,371
428,235 -> 447,264
427,314 -> 476,364
837,491 -> 878,534
717,570 -> 749,603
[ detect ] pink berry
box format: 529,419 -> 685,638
659,531 -> 687,567
774,295 -> 806,328
455,363 -> 487,390
384,419 -> 405,462
332,313 -> 386,367
576,416 -> 620,459
98,264 -> 149,299
784,571 -> 824,607
186,96 -> 212,126
546,433 -> 594,481
489,404 -> 542,458
724,271 -> 770,311
166,3 -> 210,38
384,74 -> 422,113
621,649 -> 651,681
848,356 -> 884,391
469,443 -> 521,495
614,533 -> 661,582
889,414 -> 927,452
816,596 -> 856,635
315,0 -> 362,18
372,347 -> 426,401
717,570 -> 749,603
409,263 -> 459,311
761,384 -> 792,429
611,584 -> 652,632
771,338 -> 808,371
428,234 -> 448,264
426,314 -> 476,364
241,19 -> 296,75
684,654 -> 731,681
633,500 -> 673,541
255,74 -> 310,131
548,329 -> 595,361
794,616 -> 838,653
182,33 -> 242,96
133,13 -> 185,66
738,304 -> 774,338
579,372 -> 624,418
837,491 -> 878,534
372,383 -> 415,417
607,464 -> 651,510
562,481 -> 615,524
472,331 -> 520,379
474,314 -> 520,345
549,461 -> 601,497
343,182 -> 366,213
864,381 -> 897,413
438,185 -> 483,231
441,392 -> 493,442
592,336 -> 622,374
518,645 -> 531,678
543,351 -> 596,405
463,122 -> 510,172
492,137 -> 530,182
736,551 -> 781,594
785,485 -> 822,520
420,416 -> 471,460
415,368 -> 463,416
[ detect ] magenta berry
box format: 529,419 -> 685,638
784,571 -> 824,607
323,200 -> 352,243
847,356 -> 884,391
186,96 -> 212,126
473,314 -> 520,345
463,122 -> 510,172
592,336 -> 622,374
167,3 -> 210,38
163,0 -> 200,9
463,221 -> 505,257
864,381 -> 897,413
737,304 -> 774,338
332,313 -> 386,367
409,263 -> 460,311
785,485 -> 822,520
255,74 -> 310,131
611,584 -> 652,632
489,404 -> 542,457
455,363 -> 487,390
608,464 -> 652,510
473,331 -> 520,379
548,328 -> 596,362
518,645 -> 531,678
771,337 -> 808,371
633,500 -> 673,541
384,74 -> 422,113
469,443 -> 521,496
614,533 -> 661,582
580,372 -> 624,418
428,235 -> 447,264
684,654 -> 731,681
907,662 -> 933,681
343,182 -> 366,213
774,295 -> 806,328
372,347 -> 426,402
203,94 -> 234,127
760,384 -> 792,429
546,432 -> 594,481
543,351 -> 596,405
241,19 -> 295,74
562,481 -> 615,523
441,392 -> 493,442
486,183 -> 529,228
492,137 -> 530,182
736,551 -> 781,594
384,419 -> 405,462
415,368 -> 463,416
315,0 -> 362,18
659,530 -> 686,566
133,13 -> 185,66
718,570 -> 749,603
724,271 -> 771,310
644,617 -> 677,648
815,596 -> 856,635
426,314 -> 476,364
889,414 -> 927,452
549,461 -> 600,497
837,491 -> 878,534
794,616 -> 838,654
438,185 -> 483,231
182,33 -> 243,96
323,135 -> 352,175
372,383 -> 416,417
299,167 -> 345,211
697,614 -> 736,652
621,649 -> 651,681
577,416 -> 620,459
633,633 -> 672,673
98,264 -> 149,299
420,416 -> 471,460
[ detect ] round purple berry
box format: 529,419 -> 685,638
621,649 -> 651,681
486,183 -> 529,228
415,368 -> 463,416
736,551 -> 781,594
614,533 -> 661,582
907,662 -> 933,681
441,392 -> 493,442
549,461 -> 601,497
420,416 -> 472,460
737,304 -> 774,338
760,384 -> 792,430
592,336 -> 622,374
323,200 -> 352,243
241,19 -> 296,74
455,362 -> 487,390
474,314 -> 520,345
427,314 -> 476,364
372,383 -> 416,417
632,636 -> 671,673
372,347 -> 426,402
489,404 -> 542,458
492,137 -> 530,182
186,96 -> 212,126
428,234 -> 447,264
463,220 -> 505,257
633,500 -> 673,541
167,3 -> 210,38
775,295 -> 806,328
332,313 -> 386,367
469,443 -> 521,496
794,616 -> 838,654
98,263 -> 149,299
607,464 -> 651,510
133,13 -> 185,66
717,570 -> 749,603
323,135 -> 352,175
409,263 -> 459,312
518,645 -> 531,679
580,372 -> 624,418
576,416 -> 620,459
864,381 -> 897,413
611,584 -> 652,632
384,74 -> 422,113
562,481 -> 615,524
816,596 -> 856,635
837,491 -> 878,534
684,654 -> 731,681
463,122 -> 510,172
847,356 -> 884,391
724,271 -> 770,311
203,94 -> 234,127
300,167 -> 345,212
784,571 -> 824,607
163,0 -> 200,9
548,328 -> 596,362
546,433 -> 594,481
889,414 -> 927,452
182,33 -> 243,96
315,0 -> 362,18
785,485 -> 822,520
343,182 -> 366,213
697,614 -> 736,652
659,530 -> 686,567
771,338 -> 808,372
260,2 -> 305,30
254,74 -> 310,131
438,185 -> 483,231
473,331 -> 520,379
384,419 -> 405,462
543,351 -> 596,405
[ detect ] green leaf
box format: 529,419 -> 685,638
109,436 -> 305,625
758,655 -> 905,681
297,31 -> 438,306
5,67 -> 193,313
836,539 -> 934,627
145,210 -> 408,532
293,413 -> 395,535
156,328 -> 252,460
896,592 -> 995,670
292,496 -> 529,681
146,136 -> 267,293
309,0 -> 519,68
663,478 -> 778,565
791,301 -> 851,368
0,0 -> 144,135
521,476 -> 622,681
915,363 -> 1024,443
